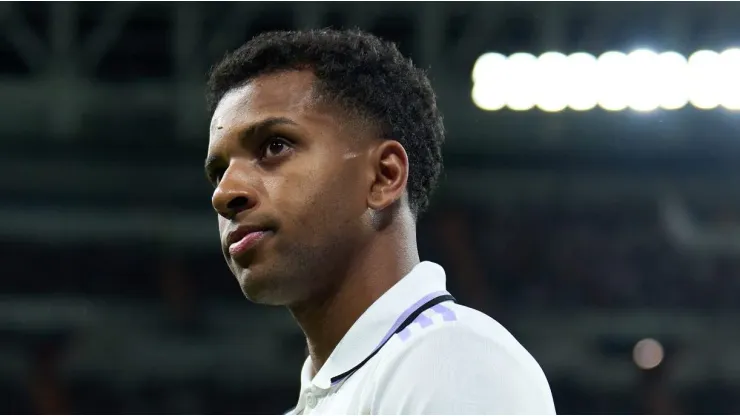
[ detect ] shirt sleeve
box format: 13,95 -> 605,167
368,324 -> 556,415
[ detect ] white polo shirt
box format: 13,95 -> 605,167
287,261 -> 555,415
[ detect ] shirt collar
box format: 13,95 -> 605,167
299,261 -> 448,390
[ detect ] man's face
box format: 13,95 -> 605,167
206,71 -> 372,305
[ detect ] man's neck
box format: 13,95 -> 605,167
288,225 -> 419,377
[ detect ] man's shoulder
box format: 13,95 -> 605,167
389,301 -> 523,354
368,303 -> 556,414
383,301 -> 550,385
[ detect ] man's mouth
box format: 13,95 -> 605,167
228,230 -> 270,256
225,225 -> 273,257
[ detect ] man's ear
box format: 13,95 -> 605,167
366,140 -> 409,211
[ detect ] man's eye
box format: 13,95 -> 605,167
262,137 -> 291,158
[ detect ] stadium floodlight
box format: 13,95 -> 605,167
719,48 -> 740,110
535,51 -> 570,112
656,51 -> 690,110
626,49 -> 661,112
471,48 -> 740,112
472,52 -> 507,84
471,53 -> 509,111
505,53 -> 538,111
566,52 -> 599,111
471,81 -> 507,111
688,50 -> 721,110
596,51 -> 630,111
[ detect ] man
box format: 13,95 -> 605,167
205,29 -> 555,415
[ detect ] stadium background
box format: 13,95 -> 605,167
3,1 -> 740,414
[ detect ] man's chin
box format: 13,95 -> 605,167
240,286 -> 287,306
235,265 -> 293,306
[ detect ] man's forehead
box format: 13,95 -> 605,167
210,71 -> 320,131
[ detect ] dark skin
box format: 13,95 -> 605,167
206,70 -> 420,374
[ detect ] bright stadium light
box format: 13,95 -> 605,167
688,50 -> 721,110
566,52 -> 599,111
471,48 -> 740,112
472,52 -> 507,83
471,53 -> 509,111
505,53 -> 538,111
626,49 -> 661,112
597,51 -> 630,111
535,52 -> 569,112
656,51 -> 689,110
471,81 -> 507,111
719,48 -> 740,110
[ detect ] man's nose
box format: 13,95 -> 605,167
211,167 -> 258,219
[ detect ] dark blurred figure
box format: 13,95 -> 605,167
28,336 -> 71,415
158,255 -> 206,335
639,364 -> 682,415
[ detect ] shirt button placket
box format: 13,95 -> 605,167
306,392 -> 318,409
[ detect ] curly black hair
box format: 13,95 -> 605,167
206,28 -> 445,217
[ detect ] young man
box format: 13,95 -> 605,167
205,29 -> 555,415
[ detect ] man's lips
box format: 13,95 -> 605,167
228,230 -> 269,256
225,226 -> 272,257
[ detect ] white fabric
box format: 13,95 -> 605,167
287,261 -> 556,415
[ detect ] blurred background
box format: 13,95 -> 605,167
3,1 -> 740,414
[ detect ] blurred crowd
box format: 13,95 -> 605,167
425,200 -> 740,313
4,197 -> 740,413
8,200 -> 740,309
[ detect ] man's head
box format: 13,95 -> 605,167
205,29 -> 444,305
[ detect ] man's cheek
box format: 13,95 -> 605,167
217,218 -> 228,243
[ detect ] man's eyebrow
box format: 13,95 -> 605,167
205,117 -> 299,180
241,116 -> 298,137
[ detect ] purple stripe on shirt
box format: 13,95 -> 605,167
398,327 -> 412,341
431,303 -> 457,322
330,291 -> 450,386
415,312 -> 434,328
398,313 -> 434,342
374,290 -> 450,349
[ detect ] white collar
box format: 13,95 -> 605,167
299,261 -> 449,390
